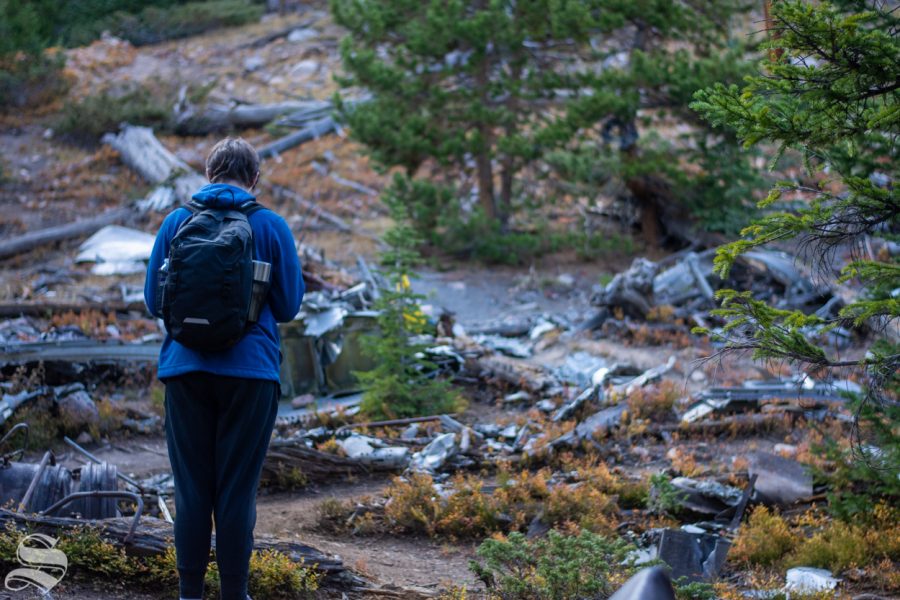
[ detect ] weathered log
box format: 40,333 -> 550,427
257,116 -> 337,158
0,300 -> 144,318
0,208 -> 133,261
0,509 -> 354,585
261,441 -> 371,485
239,19 -> 315,49
102,125 -> 206,209
174,100 -> 320,135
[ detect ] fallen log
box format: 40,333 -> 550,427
0,509 -> 355,585
0,208 -> 133,261
0,300 -> 144,318
0,340 -> 161,366
102,125 -> 206,210
174,100 -> 321,135
257,116 -> 337,159
239,19 -> 315,49
261,441 -> 371,485
649,413 -> 794,436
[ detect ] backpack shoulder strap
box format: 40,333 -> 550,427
237,200 -> 266,216
185,199 -> 205,213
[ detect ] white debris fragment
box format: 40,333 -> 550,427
76,225 -> 156,275
410,432 -> 456,473
784,567 -> 839,594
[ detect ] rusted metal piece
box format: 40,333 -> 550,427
40,490 -> 144,543
0,422 -> 29,462
18,450 -> 53,512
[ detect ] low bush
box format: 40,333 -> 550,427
53,84 -> 175,144
98,1 -> 264,46
0,524 -> 319,598
470,530 -> 634,600
731,503 -> 900,577
730,506 -> 799,567
351,460 -> 637,540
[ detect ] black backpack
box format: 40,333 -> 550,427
158,198 -> 265,351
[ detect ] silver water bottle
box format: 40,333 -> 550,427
247,260 -> 272,323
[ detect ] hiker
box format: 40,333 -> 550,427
143,137 -> 304,600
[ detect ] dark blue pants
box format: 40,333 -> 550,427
164,372 -> 279,600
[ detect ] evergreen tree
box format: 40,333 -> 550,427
692,0 -> 898,425
331,0 -> 761,246
355,193 -> 462,419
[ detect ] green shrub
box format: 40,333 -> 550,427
0,0 -> 69,110
730,506 -> 799,567
54,87 -> 172,143
99,0 -> 264,46
647,473 -> 687,517
469,530 -> 634,600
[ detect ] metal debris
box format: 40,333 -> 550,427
748,451 -> 813,505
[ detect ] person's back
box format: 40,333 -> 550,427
144,138 -> 304,600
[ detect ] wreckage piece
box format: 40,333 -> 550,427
465,352 -> 556,393
102,125 -> 206,209
12,451 -> 67,513
75,225 -> 156,275
0,509 -> 354,585
337,435 -> 409,469
785,567 -> 840,594
668,477 -> 743,518
592,257 -> 658,318
174,100 -> 320,135
681,376 -> 853,423
0,389 -> 47,425
657,528 -> 730,581
1,457 -> 120,518
748,451 -> 813,505
573,404 -> 626,441
726,474 -> 757,530
64,436 -> 143,492
0,207 -> 133,261
409,432 -> 456,473
257,116 -> 337,159
611,356 -> 676,397
608,566 -> 675,600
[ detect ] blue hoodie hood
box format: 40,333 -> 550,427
191,183 -> 257,208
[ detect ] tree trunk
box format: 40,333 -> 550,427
0,208 -> 133,260
474,55 -> 496,221
102,125 -> 206,209
0,509 -> 356,586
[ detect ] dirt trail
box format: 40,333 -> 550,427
257,480 -> 481,592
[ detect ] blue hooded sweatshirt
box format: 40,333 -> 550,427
143,183 -> 305,383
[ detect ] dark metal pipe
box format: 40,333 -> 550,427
40,491 -> 144,543
18,450 -> 52,513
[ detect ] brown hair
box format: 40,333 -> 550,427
205,137 -> 260,188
